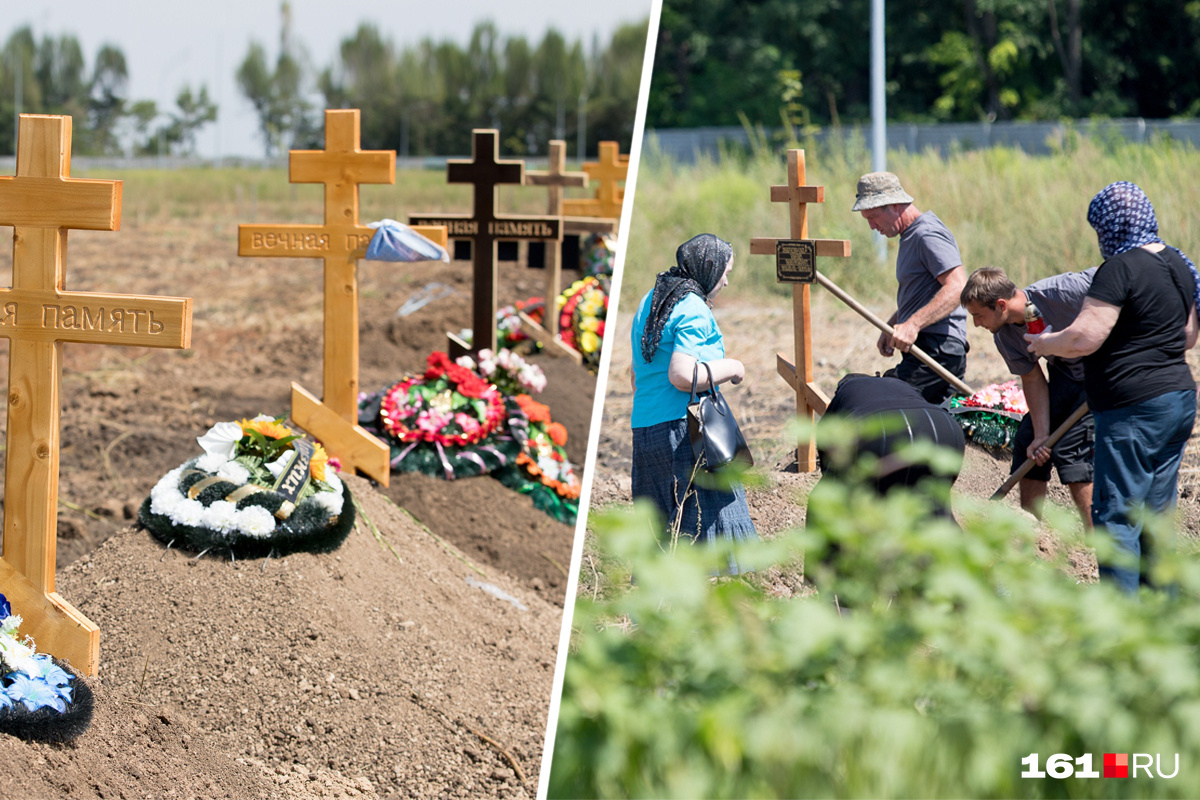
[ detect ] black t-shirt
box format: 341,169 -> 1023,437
823,375 -> 932,417
1083,247 -> 1196,412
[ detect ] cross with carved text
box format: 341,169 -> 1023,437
239,109 -> 448,486
410,129 -> 562,356
749,149 -> 851,472
0,114 -> 192,675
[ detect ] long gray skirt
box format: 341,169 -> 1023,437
631,418 -> 758,552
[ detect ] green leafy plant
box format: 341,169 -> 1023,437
551,442 -> 1200,798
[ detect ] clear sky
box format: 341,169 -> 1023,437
6,0 -> 653,158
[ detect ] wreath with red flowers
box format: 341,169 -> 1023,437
361,352 -> 526,480
379,352 -> 506,447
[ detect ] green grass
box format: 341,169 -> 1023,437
71,165 -> 563,225
622,133 -> 1200,310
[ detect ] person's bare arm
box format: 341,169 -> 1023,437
1019,366 -> 1052,465
668,351 -> 745,392
1026,297 -> 1119,358
890,265 -> 966,352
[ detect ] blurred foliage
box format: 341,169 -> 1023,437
550,437 -> 1200,798
0,11 -> 645,159
650,0 -> 1200,127
619,134 -> 1200,310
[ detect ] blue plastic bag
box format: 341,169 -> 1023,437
365,219 -> 450,263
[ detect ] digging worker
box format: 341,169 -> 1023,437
852,172 -> 968,404
961,266 -> 1097,528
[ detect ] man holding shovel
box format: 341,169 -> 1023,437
852,172 -> 969,404
962,266 -> 1096,527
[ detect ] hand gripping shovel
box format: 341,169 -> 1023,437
990,401 -> 1090,499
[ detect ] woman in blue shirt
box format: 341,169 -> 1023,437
630,233 -> 757,553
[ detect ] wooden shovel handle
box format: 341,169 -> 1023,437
813,270 -> 975,397
990,401 -> 1091,500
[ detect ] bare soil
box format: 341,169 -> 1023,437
588,286 -> 1200,593
0,215 -> 597,798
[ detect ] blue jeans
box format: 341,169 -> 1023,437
1092,389 -> 1196,593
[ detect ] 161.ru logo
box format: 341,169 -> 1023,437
1022,753 -> 1180,779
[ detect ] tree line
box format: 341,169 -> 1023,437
0,14 -> 646,158
650,0 -> 1200,130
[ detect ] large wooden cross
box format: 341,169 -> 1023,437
238,109 -> 447,486
561,141 -> 627,223
0,114 -> 192,675
410,129 -> 562,356
749,149 -> 850,472
521,140 -> 617,361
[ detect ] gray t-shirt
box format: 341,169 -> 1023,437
993,267 -> 1097,382
896,211 -> 967,341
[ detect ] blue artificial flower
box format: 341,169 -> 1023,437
0,685 -> 12,711
27,655 -> 73,701
29,655 -> 71,686
5,673 -> 67,713
0,593 -> 9,621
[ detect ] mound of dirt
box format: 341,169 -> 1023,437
1,475 -> 558,799
0,189 -> 598,794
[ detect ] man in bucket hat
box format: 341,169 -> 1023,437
852,171 -> 968,403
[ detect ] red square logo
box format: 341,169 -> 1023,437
1104,753 -> 1129,778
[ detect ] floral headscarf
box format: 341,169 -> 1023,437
640,234 -> 733,363
1088,181 -> 1200,315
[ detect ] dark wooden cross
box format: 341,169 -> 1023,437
409,129 -> 562,356
749,149 -> 850,472
562,140 -> 628,223
238,109 -> 447,486
0,114 -> 192,674
522,139 -> 601,359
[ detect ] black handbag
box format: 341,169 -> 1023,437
687,362 -> 754,471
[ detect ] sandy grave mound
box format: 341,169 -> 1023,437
0,475 -> 558,800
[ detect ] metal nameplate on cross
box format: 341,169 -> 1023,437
775,240 -> 817,284
0,114 -> 193,675
561,140 -> 627,224
749,149 -> 851,473
409,129 -> 562,356
238,109 -> 447,486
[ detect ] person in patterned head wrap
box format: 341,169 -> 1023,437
1028,181 -> 1199,593
630,234 -> 757,567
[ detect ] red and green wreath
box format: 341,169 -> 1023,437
362,352 -> 526,480
494,394 -> 582,524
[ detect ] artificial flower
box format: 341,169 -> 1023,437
196,421 -> 243,460
239,416 -> 295,441
202,500 -> 239,534
236,506 -> 277,538
5,673 -> 66,713
169,498 -> 206,527
196,452 -> 230,473
217,461 -> 251,486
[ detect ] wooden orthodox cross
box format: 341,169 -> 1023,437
749,149 -> 850,472
410,129 -> 562,356
0,114 -> 192,675
521,140 -> 616,361
561,141 -> 627,223
238,109 -> 447,487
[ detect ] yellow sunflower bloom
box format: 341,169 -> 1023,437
239,417 -> 295,441
310,443 -> 329,483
